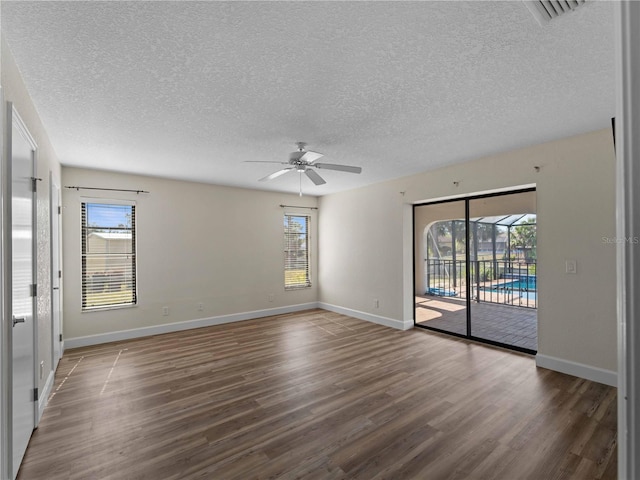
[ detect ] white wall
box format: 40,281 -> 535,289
62,167 -> 318,344
317,179 -> 409,329
319,128 -> 617,382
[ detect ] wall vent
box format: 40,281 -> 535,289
523,0 -> 587,25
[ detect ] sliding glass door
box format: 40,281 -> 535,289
414,200 -> 467,336
414,189 -> 537,353
468,192 -> 537,351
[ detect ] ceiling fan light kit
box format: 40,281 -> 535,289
244,142 -> 363,195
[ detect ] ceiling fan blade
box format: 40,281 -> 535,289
314,163 -> 362,174
244,160 -> 289,165
259,168 -> 294,182
300,150 -> 323,164
304,168 -> 326,185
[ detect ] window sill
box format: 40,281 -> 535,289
82,303 -> 137,313
285,285 -> 312,291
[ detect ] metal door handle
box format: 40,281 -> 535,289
12,316 -> 26,327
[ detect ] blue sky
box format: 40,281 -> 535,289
285,215 -> 307,234
86,203 -> 132,228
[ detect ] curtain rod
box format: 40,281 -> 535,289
279,204 -> 318,210
64,186 -> 150,194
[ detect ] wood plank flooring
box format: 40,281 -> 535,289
18,309 -> 617,479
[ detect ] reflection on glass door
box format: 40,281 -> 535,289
414,200 -> 468,336
414,189 -> 537,354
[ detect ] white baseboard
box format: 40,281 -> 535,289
65,302 -> 320,349
536,354 -> 617,387
37,370 -> 55,425
318,302 -> 413,331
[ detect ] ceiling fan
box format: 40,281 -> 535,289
245,142 -> 362,194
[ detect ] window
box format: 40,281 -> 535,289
82,202 -> 137,310
284,214 -> 311,289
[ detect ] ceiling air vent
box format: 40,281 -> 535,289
523,0 -> 587,25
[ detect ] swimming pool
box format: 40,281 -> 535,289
482,277 -> 537,300
500,278 -> 537,290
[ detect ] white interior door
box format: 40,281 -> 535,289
50,178 -> 62,368
11,107 -> 36,480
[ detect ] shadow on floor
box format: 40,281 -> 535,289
416,295 -> 537,351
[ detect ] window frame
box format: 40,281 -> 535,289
284,213 -> 312,290
81,199 -> 138,311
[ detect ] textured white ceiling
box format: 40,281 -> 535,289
1,1 -> 615,196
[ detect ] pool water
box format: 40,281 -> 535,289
482,277 -> 537,300
501,278 -> 537,291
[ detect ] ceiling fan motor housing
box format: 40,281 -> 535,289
290,150 -> 305,162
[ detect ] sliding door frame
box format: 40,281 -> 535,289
413,187 -> 537,354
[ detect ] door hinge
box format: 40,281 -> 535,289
31,177 -> 42,192
58,270 -> 62,279
33,387 -> 38,402
58,206 -> 62,214
30,283 -> 37,297
59,334 -> 63,342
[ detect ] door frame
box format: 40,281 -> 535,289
1,102 -> 39,479
0,87 -> 9,480
412,187 -> 537,354
1,93 -> 15,480
50,173 -> 62,369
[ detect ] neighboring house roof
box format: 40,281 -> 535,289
89,232 -> 131,240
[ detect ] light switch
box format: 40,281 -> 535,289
565,260 -> 577,274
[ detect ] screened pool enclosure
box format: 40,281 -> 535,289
424,213 -> 537,308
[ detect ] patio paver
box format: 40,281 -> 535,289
415,295 -> 537,351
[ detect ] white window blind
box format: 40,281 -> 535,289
82,202 -> 137,309
284,214 -> 311,289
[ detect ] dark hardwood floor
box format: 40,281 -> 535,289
18,309 -> 617,479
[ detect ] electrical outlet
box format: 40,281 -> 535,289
162,306 -> 169,316
373,298 -> 379,309
197,302 -> 204,311
565,260 -> 577,274
268,293 -> 274,303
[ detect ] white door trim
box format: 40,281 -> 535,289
49,174 -> 62,371
615,2 -> 640,479
0,88 -> 11,480
4,103 -> 39,480
1,96 -> 15,480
